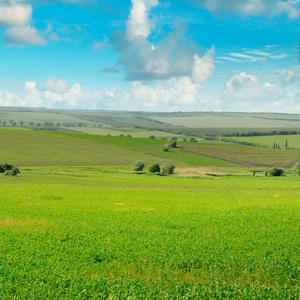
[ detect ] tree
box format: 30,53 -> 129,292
19,120 -> 24,127
160,164 -> 175,176
133,160 -> 144,171
269,168 -> 284,177
29,122 -> 34,126
9,119 -> 14,126
149,163 -> 160,173
189,138 -> 197,143
2,121 -> 6,126
149,135 -> 156,139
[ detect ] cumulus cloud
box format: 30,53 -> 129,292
0,1 -> 47,46
0,0 -> 32,27
4,25 -> 47,46
222,72 -> 290,111
113,0 -> 215,82
189,0 -> 300,19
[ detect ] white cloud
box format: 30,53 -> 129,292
113,0 -> 214,82
193,47 -> 215,82
3,25 -> 47,46
44,78 -> 70,93
284,69 -> 295,83
126,0 -> 158,40
0,0 -> 32,27
190,0 -> 300,19
22,81 -> 43,107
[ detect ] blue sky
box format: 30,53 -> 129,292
0,0 -> 300,112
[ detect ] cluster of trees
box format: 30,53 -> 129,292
0,163 -> 20,176
221,138 -> 268,148
223,130 -> 300,137
133,161 -> 175,176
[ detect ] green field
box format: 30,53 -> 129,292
0,126 -> 299,298
150,112 -> 300,128
230,135 -> 300,149
0,167 -> 299,299
2,129 -> 300,168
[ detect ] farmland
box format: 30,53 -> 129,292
1,167 -> 299,299
0,117 -> 300,298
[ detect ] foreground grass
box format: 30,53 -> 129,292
0,168 -> 299,299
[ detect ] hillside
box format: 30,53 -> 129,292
1,129 -> 300,168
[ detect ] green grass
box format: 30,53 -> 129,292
150,112 -> 300,128
182,143 -> 300,168
0,129 -> 236,167
231,135 -> 300,149
0,168 -> 299,299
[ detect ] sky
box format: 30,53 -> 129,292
0,0 -> 300,112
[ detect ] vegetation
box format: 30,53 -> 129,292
0,167 -> 299,298
268,168 -> 284,177
160,163 -> 175,175
149,163 -> 160,173
133,160 -> 145,172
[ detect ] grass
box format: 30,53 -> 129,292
230,135 -> 300,149
0,167 -> 299,299
182,143 -> 300,168
0,129 -> 237,167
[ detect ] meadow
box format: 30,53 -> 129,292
229,135 -> 300,149
0,167 -> 299,299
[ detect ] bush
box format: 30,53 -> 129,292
269,168 -> 284,177
149,135 -> 156,139
0,163 -> 14,173
149,163 -> 160,173
161,164 -> 175,176
133,160 -> 145,171
168,140 -> 177,148
5,167 -> 20,176
162,144 -> 169,152
189,138 -> 197,143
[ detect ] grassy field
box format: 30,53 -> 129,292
229,135 -> 300,149
2,129 -> 300,168
149,112 -> 300,128
0,129 -> 235,167
0,167 -> 299,299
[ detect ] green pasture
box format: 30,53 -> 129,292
0,129 -> 234,167
2,128 -> 300,168
0,168 -> 299,299
182,143 -> 300,168
150,112 -> 300,128
69,126 -> 194,140
231,135 -> 300,149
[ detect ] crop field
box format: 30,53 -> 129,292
0,129 -> 235,167
0,168 -> 299,299
149,112 -> 300,128
229,135 -> 300,149
2,129 -> 300,168
182,143 -> 300,168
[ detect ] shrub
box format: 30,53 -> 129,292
269,168 -> 284,177
149,163 -> 160,173
0,163 -> 14,173
168,140 -> 177,148
298,170 -> 300,176
5,167 -> 20,176
133,160 -> 145,171
189,138 -> 197,143
162,144 -> 169,152
161,164 -> 175,176
264,170 -> 269,176
149,135 -> 156,139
